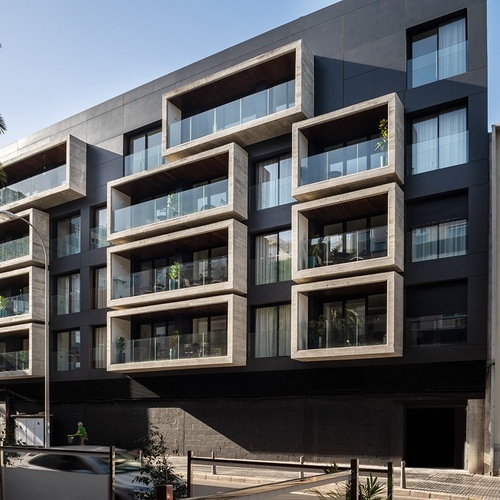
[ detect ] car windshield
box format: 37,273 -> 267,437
93,452 -> 142,474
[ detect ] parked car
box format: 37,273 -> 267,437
17,445 -> 151,499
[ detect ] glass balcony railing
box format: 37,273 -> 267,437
299,138 -> 388,186
124,145 -> 165,176
0,293 -> 29,318
250,175 -> 294,210
408,41 -> 467,88
51,232 -> 81,258
168,80 -> 295,148
251,254 -> 292,285
90,226 -> 108,249
112,256 -> 228,299
301,226 -> 388,270
112,330 -> 228,364
408,130 -> 468,175
0,236 -> 29,263
410,313 -> 467,347
0,350 -> 29,371
299,315 -> 387,351
112,179 -> 228,233
0,164 -> 66,207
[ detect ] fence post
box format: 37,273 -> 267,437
187,450 -> 192,498
212,451 -> 217,475
387,461 -> 393,499
400,460 -> 406,489
299,456 -> 304,478
350,458 -> 359,500
109,446 -> 115,500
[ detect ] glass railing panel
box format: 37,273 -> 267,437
0,236 -> 29,263
112,329 -> 228,364
251,175 -> 294,210
112,256 -> 229,299
251,254 -> 292,285
408,130 -> 468,175
0,293 -> 29,318
0,350 -> 29,371
301,227 -> 388,270
51,232 -> 81,258
299,138 -> 387,186
168,80 -> 295,147
298,314 -> 387,351
124,145 -> 166,176
410,313 -> 467,347
0,165 -> 66,207
112,179 -> 228,232
408,41 -> 467,88
90,226 -> 109,249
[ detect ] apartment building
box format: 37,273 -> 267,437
0,0 -> 489,472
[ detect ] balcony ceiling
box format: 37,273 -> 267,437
170,52 -> 295,114
117,303 -> 227,323
304,282 -> 387,300
303,193 -> 387,225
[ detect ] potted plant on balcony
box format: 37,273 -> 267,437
309,314 -> 327,348
375,118 -> 388,167
18,349 -> 28,370
115,336 -> 126,363
310,235 -> 324,268
166,193 -> 177,219
169,330 -> 179,360
168,262 -> 181,290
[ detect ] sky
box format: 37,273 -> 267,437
0,0 -> 498,149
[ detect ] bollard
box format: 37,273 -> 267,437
212,451 -> 217,475
155,484 -> 174,500
299,456 -> 304,479
400,460 -> 406,489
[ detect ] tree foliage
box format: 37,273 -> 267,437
314,474 -> 390,500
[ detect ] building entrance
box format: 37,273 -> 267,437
405,407 -> 466,468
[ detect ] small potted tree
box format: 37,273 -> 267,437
308,314 -> 327,349
168,262 -> 181,290
375,118 -> 388,167
169,330 -> 179,360
115,336 -> 126,363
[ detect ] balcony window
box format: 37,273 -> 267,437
168,80 -> 295,148
409,107 -> 467,174
55,273 -> 81,315
253,304 -> 291,358
252,154 -> 293,210
92,326 -> 106,369
410,313 -> 467,346
56,330 -> 80,371
125,128 -> 165,176
90,206 -> 108,249
254,229 -> 291,285
53,214 -> 81,258
412,219 -> 467,262
408,17 -> 467,88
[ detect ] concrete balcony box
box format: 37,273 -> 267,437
0,209 -> 49,272
0,266 -> 45,327
108,143 -> 248,245
292,93 -> 404,202
162,40 -> 314,161
107,294 -> 246,373
0,323 -> 44,378
291,271 -> 403,362
108,219 -> 247,308
292,183 -> 404,283
0,135 -> 86,212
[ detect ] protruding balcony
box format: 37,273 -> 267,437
163,40 -> 314,160
291,272 -> 403,361
0,135 -> 86,212
108,219 -> 247,308
292,183 -> 404,282
292,93 -> 404,201
107,294 -> 246,372
0,267 -> 45,326
108,143 -> 247,244
0,323 -> 44,378
0,209 -> 49,272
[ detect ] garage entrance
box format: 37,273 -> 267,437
405,407 -> 466,468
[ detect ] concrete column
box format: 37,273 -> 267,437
467,399 -> 485,474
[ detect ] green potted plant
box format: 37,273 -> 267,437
18,349 -> 28,370
169,330 -> 179,359
309,314 -> 327,348
168,261 -> 181,290
115,336 -> 126,363
310,235 -> 324,268
375,118 -> 388,166
166,193 -> 176,219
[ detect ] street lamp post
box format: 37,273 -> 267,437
0,209 -> 50,448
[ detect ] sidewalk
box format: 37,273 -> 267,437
169,456 -> 500,499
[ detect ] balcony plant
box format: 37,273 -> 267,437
168,262 -> 182,290
308,314 -> 327,348
18,349 -> 28,370
169,330 -> 179,360
115,336 -> 126,363
375,118 -> 388,166
310,235 -> 324,268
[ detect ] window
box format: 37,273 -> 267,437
90,206 -> 107,249
255,229 -> 292,284
56,330 -> 80,371
412,219 -> 467,262
93,267 -> 107,309
125,128 -> 164,175
191,315 -> 227,357
410,313 -> 467,347
54,215 -> 81,258
253,304 -> 291,358
408,17 -> 467,88
56,273 -> 81,315
92,326 -> 106,369
253,154 -> 293,210
410,107 -> 467,174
